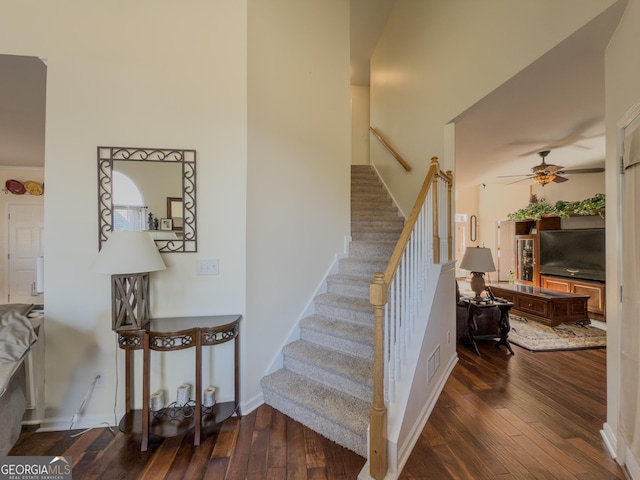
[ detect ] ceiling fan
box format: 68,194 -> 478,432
499,150 -> 605,185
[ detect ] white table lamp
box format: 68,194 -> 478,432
92,231 -> 166,331
459,246 -> 496,300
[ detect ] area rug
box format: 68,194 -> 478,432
508,315 -> 606,352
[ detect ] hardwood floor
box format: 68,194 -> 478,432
10,342 -> 626,479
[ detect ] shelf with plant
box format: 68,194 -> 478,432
507,193 -> 605,221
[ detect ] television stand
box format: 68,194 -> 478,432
488,284 -> 589,327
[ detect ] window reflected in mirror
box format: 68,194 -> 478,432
98,146 -> 197,252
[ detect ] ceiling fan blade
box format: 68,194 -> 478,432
497,174 -> 532,178
545,164 -> 564,173
506,177 -> 534,185
552,175 -> 569,183
556,167 -> 605,174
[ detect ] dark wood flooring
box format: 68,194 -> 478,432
10,341 -> 626,479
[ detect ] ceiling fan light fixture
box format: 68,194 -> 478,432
533,173 -> 556,185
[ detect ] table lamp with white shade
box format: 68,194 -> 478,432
92,231 -> 166,331
459,246 -> 496,300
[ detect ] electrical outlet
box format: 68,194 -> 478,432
196,259 -> 219,275
95,371 -> 105,388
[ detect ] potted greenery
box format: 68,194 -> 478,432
507,193 -> 605,221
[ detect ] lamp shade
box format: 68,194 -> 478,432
92,231 -> 166,274
459,246 -> 496,273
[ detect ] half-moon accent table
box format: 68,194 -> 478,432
117,314 -> 241,451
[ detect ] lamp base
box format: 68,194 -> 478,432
469,271 -> 486,300
111,273 -> 150,331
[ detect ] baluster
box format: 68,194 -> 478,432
394,276 -> 401,381
384,302 -> 390,404
388,283 -> 396,402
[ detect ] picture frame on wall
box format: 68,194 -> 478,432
160,218 -> 173,231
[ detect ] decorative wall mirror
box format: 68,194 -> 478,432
470,215 -> 477,242
98,146 -> 197,252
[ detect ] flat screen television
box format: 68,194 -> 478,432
539,228 -> 605,282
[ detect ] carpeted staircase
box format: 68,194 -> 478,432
260,165 -> 404,457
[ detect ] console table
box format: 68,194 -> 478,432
117,314 -> 241,451
489,284 -> 589,327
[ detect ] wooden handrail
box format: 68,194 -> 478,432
368,157 -> 452,480
382,157 -> 451,284
369,127 -> 412,172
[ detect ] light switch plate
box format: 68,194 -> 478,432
196,259 -> 219,275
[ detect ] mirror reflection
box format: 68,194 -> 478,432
98,147 -> 197,252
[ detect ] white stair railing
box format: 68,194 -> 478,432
369,157 -> 453,479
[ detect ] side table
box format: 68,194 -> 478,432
460,298 -> 514,356
117,314 -> 241,451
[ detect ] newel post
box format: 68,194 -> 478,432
369,272 -> 388,479
431,157 -> 441,264
446,169 -> 453,261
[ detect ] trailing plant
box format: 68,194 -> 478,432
507,193 -> 605,220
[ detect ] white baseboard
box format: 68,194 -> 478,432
37,413 -> 118,432
241,393 -> 263,416
624,444 -> 640,480
601,422 -> 617,459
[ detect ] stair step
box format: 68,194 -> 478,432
351,202 -> 397,213
338,257 -> 388,277
283,340 -> 373,402
352,213 -> 402,223
349,240 -> 396,259
314,293 -> 373,325
259,165 -> 401,459
300,314 -> 374,359
327,273 -> 371,298
351,230 -> 403,242
261,369 -> 369,457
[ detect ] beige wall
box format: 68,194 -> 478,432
370,0 -> 616,215
0,0 -> 351,427
246,0 -> 351,407
351,85 -> 370,165
604,0 -> 640,471
0,0 -> 248,424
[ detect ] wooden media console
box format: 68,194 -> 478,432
488,284 -> 590,327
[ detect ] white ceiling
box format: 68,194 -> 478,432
452,3 -> 624,190
0,2 -> 623,184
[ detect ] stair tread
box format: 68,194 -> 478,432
284,340 -> 373,387
261,369 -> 370,434
300,314 -> 374,345
328,273 -> 373,284
315,293 -> 373,312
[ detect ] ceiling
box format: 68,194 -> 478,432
0,2 -> 623,183
452,3 -> 624,190
0,54 -> 46,168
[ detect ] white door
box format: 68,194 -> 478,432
8,204 -> 44,304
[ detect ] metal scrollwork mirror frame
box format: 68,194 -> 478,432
98,146 -> 197,253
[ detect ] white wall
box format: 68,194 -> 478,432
604,0 -> 640,472
351,85 -> 370,165
0,1 -> 248,424
370,0 -> 617,216
246,0 -> 351,408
